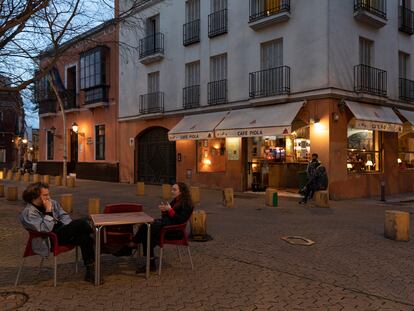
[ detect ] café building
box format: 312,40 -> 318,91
168,99 -> 414,199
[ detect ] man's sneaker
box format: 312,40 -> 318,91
298,200 -> 307,205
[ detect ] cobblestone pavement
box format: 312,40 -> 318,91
0,178 -> 413,310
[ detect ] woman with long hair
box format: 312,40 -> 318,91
133,182 -> 194,273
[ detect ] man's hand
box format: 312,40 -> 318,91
43,198 -> 52,213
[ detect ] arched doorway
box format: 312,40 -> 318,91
135,127 -> 176,184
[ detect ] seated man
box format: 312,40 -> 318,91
299,165 -> 328,204
19,182 -> 96,283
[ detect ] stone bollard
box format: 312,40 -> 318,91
162,184 -> 171,201
43,175 -> 50,184
136,182 -> 145,196
384,210 -> 410,242
6,186 -> 18,201
314,190 -> 329,208
55,176 -> 62,186
67,176 -> 75,188
223,188 -> 234,208
88,198 -> 100,215
60,194 -> 73,214
265,188 -> 278,207
33,174 -> 40,183
190,186 -> 200,205
6,170 -> 13,180
23,173 -> 30,183
14,172 -> 21,182
0,184 -> 4,197
190,210 -> 207,240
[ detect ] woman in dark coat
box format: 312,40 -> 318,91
134,182 -> 194,272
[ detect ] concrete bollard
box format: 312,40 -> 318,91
314,190 -> 329,208
265,188 -> 278,207
33,174 -> 40,183
13,172 -> 21,182
136,182 -> 145,196
190,210 -> 207,240
0,184 -> 4,197
23,173 -> 30,183
162,184 -> 171,201
43,175 -> 50,184
55,176 -> 62,186
384,210 -> 410,242
223,188 -> 234,208
60,194 -> 73,214
6,186 -> 18,201
67,176 -> 75,188
190,186 -> 200,205
88,198 -> 100,215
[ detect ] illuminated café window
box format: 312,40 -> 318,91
291,126 -> 310,162
398,133 -> 414,170
197,139 -> 226,173
347,129 -> 381,173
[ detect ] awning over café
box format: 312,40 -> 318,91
396,108 -> 414,132
214,101 -> 304,138
345,101 -> 403,133
168,111 -> 228,141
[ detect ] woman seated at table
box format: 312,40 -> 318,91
132,182 -> 194,273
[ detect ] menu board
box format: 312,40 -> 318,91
227,138 -> 240,161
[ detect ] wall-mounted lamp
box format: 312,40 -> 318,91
22,138 -> 28,144
310,117 -> 320,124
397,158 -> 402,164
71,122 -> 78,133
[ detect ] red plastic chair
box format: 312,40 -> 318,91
15,229 -> 78,287
103,203 -> 143,254
158,218 -> 194,276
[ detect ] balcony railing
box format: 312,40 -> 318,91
354,64 -> 387,96
39,101 -> 56,114
399,78 -> 414,101
139,91 -> 164,114
208,79 -> 227,105
64,92 -> 79,110
139,32 -> 164,59
354,0 -> 386,19
249,66 -> 290,98
249,0 -> 290,23
183,19 -> 200,46
399,5 -> 414,35
208,9 -> 227,38
183,85 -> 200,109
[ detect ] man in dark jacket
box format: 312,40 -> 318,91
299,165 -> 328,204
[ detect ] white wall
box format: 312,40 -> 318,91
119,0 -> 413,119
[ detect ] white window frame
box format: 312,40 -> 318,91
94,123 -> 105,161
64,62 -> 79,93
210,53 -> 227,82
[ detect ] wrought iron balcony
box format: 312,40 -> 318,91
39,101 -> 56,114
208,9 -> 227,38
353,0 -> 387,28
354,64 -> 387,96
64,92 -> 79,110
139,32 -> 164,64
208,79 -> 227,105
399,78 -> 414,101
399,5 -> 414,35
139,91 -> 164,114
249,66 -> 290,98
183,85 -> 200,109
249,0 -> 290,25
183,19 -> 200,46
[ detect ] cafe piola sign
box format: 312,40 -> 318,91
351,119 -> 403,133
215,127 -> 291,138
168,131 -> 214,141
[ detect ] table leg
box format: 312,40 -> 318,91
95,226 -> 102,286
146,223 -> 151,279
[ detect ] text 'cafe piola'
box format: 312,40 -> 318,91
168,99 -> 414,199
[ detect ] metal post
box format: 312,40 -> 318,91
380,181 -> 386,202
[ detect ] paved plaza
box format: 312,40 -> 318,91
0,178 -> 413,310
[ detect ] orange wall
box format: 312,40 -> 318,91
39,23 -> 119,164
